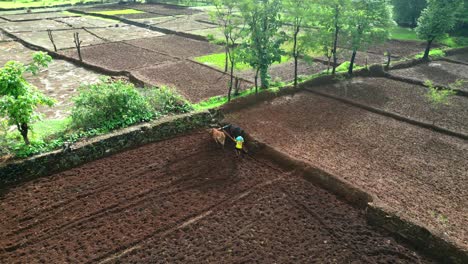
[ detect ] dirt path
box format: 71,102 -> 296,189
0,131 -> 430,263
226,92 -> 468,250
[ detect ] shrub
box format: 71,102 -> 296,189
424,80 -> 456,106
71,79 -> 153,130
143,86 -> 193,116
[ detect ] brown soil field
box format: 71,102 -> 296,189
367,40 -> 438,58
133,3 -> 201,16
54,16 -> 122,28
153,17 -> 216,33
125,35 -> 222,58
1,20 -> 71,32
13,29 -> 106,50
317,50 -> 386,66
114,12 -> 164,19
237,60 -> 328,83
88,25 -> 164,41
0,11 -> 79,21
390,61 -> 468,92
0,41 -> 102,119
133,61 -> 248,102
226,91 -> 468,250
129,15 -> 180,26
0,131 -> 431,263
447,53 -> 468,63
311,77 -> 468,135
61,41 -> 176,71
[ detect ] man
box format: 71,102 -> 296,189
235,135 -> 244,157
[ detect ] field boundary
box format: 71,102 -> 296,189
304,87 -> 468,140
0,1 -> 119,11
247,137 -> 468,264
0,111 -> 214,188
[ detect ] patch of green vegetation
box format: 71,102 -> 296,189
92,9 -> 144,16
439,36 -> 468,48
195,53 -> 291,71
335,61 -> 364,73
390,26 -> 421,41
414,49 -> 446,59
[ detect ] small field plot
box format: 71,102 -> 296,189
0,41 -> 101,119
54,16 -> 122,28
190,27 -> 225,40
0,131 -> 430,263
0,31 -> 11,42
13,28 -> 106,50
61,42 -> 175,71
128,15 -> 180,26
0,11 -> 79,21
311,77 -> 468,135
152,16 -> 216,32
316,50 -> 386,67
226,91 -> 468,250
390,61 -> 468,92
367,39 -> 436,58
132,3 -> 201,16
88,25 -> 164,41
133,61 -> 248,102
237,60 -> 328,83
446,52 -> 468,64
126,35 -> 222,58
1,20 -> 71,32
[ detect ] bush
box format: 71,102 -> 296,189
415,49 -> 446,59
143,86 -> 193,116
71,79 -> 153,130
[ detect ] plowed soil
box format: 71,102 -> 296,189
126,35 -> 222,58
0,131 -> 431,263
310,77 -> 468,135
1,20 -> 71,32
54,16 -> 122,28
367,40 -> 438,58
13,29 -> 106,50
133,61 -> 250,102
447,53 -> 468,64
390,61 -> 468,92
0,12 -> 79,21
237,60 -> 328,83
133,3 -> 201,16
88,26 -> 163,42
225,91 -> 468,250
61,42 -> 176,71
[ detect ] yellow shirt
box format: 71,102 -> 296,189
235,136 -> 244,149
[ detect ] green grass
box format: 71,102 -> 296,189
414,49 -> 446,59
195,53 -> 292,71
0,0 -> 96,9
92,9 -> 144,16
390,27 -> 422,41
5,117 -> 71,142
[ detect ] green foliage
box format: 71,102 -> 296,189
414,48 -> 445,59
390,26 -> 422,41
142,86 -> 193,116
93,9 -> 145,15
424,80 -> 457,106
71,79 -> 153,131
239,0 -> 286,89
416,0 -> 464,42
195,53 -> 251,70
0,52 -> 55,145
391,0 -> 427,27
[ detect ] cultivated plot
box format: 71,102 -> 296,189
367,39 -> 437,58
310,77 -> 468,135
1,19 -> 71,32
390,60 -> 468,92
447,53 -> 468,64
237,60 -> 328,83
226,91 -> 468,250
132,3 -> 201,16
61,41 -> 175,71
0,41 -> 101,119
0,131 -> 431,263
0,11 -> 79,21
13,28 -> 106,50
133,61 -> 248,102
54,16 -> 122,28
126,34 -> 222,58
88,25 -> 163,41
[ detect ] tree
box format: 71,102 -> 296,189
315,0 -> 351,75
0,52 -> 55,145
239,0 -> 285,89
345,0 -> 394,74
416,0 -> 464,60
392,0 -> 427,27
210,0 -> 245,101
283,0 -> 313,87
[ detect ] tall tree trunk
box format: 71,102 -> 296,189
260,66 -> 269,89
348,49 -> 357,75
255,68 -> 259,94
423,38 -> 434,61
18,123 -> 30,145
332,5 -> 340,75
293,20 -> 300,88
224,35 -> 229,72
